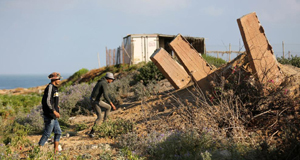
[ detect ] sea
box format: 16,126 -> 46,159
0,74 -> 71,90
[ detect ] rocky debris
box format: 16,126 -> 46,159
62,143 -> 111,151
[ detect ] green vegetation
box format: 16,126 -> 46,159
94,119 -> 134,138
134,61 -> 165,85
87,63 -> 143,84
88,71 -> 106,84
75,123 -> 88,131
202,54 -> 227,68
60,68 -> 89,92
133,80 -> 161,100
0,94 -> 41,118
1,121 -> 31,146
69,68 -> 89,81
277,55 -> 300,68
121,147 -> 145,160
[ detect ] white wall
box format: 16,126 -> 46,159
132,36 -> 158,64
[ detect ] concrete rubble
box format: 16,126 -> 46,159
169,34 -> 214,90
150,48 -> 191,89
150,12 -> 290,94
237,12 -> 283,85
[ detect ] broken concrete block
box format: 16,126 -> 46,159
151,48 -> 191,89
237,12 -> 283,86
169,34 -> 213,89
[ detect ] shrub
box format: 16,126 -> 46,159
118,130 -> 234,160
69,68 -> 89,81
60,83 -> 94,121
60,68 -> 89,92
202,54 -> 227,68
105,65 -> 119,74
1,120 -> 31,148
133,80 -> 161,100
277,55 -> 300,68
75,123 -> 88,131
0,94 -> 41,118
88,72 -> 106,84
107,72 -> 137,104
147,130 -> 218,160
120,147 -> 146,160
15,105 -> 44,134
94,119 -> 134,138
106,64 -> 133,73
134,61 -> 164,85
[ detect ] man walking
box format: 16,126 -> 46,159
89,72 -> 117,137
38,72 -> 62,153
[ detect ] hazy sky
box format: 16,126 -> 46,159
0,0 -> 299,75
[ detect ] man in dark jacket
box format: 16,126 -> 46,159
89,72 -> 116,137
38,72 -> 62,153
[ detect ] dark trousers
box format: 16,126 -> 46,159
90,100 -> 111,134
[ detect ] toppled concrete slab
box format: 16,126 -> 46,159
151,48 -> 191,89
150,13 -> 290,94
237,12 -> 283,86
169,34 -> 213,84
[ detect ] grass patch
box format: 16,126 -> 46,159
202,54 -> 227,68
94,119 -> 134,138
0,94 -> 41,118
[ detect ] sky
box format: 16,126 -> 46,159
0,0 -> 299,75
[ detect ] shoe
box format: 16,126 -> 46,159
88,134 -> 95,138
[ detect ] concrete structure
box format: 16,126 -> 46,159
151,48 -> 191,89
122,34 -> 205,65
237,12 -> 283,85
169,34 -> 213,86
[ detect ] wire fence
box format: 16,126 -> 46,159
205,42 -> 300,62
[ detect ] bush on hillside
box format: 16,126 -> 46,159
15,106 -> 44,134
202,54 -> 227,68
0,94 -> 41,118
1,120 -> 31,146
134,61 -> 165,85
94,119 -> 134,138
133,80 -> 161,100
88,63 -> 142,84
107,73 -> 136,104
60,83 -> 94,121
105,64 -> 132,73
60,68 -> 89,92
105,63 -> 142,74
69,68 -> 89,80
277,55 -> 300,68
88,72 -> 107,84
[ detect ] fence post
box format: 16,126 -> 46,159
109,49 -> 112,66
97,52 -> 100,68
106,47 -> 108,66
229,43 -> 231,61
282,41 -> 285,59
113,49 -> 116,65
